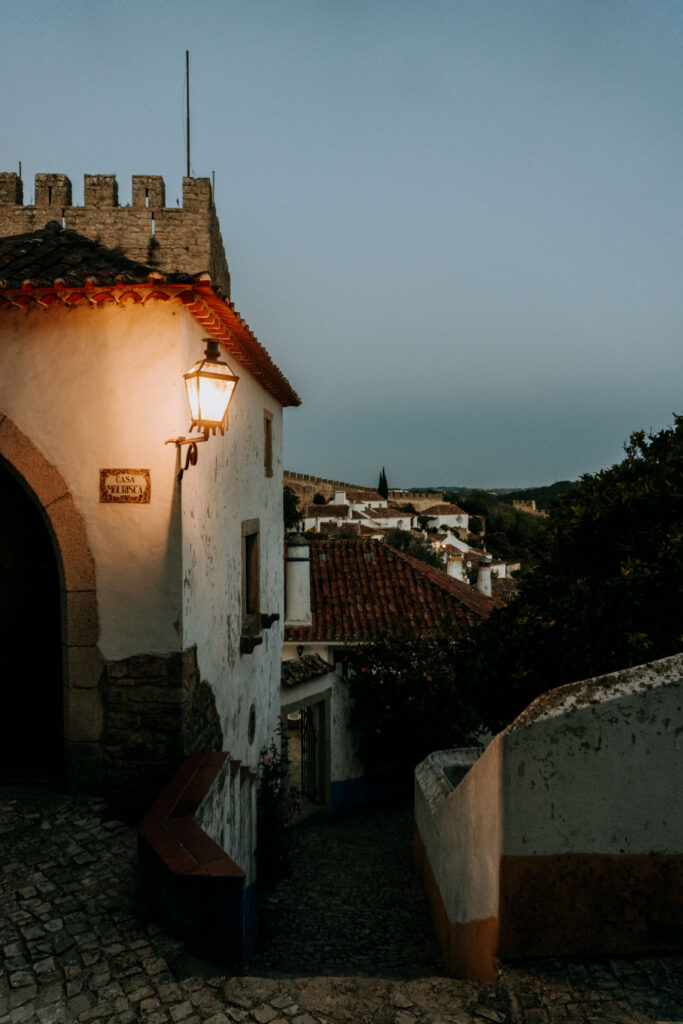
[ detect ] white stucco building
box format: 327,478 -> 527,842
0,173 -> 300,812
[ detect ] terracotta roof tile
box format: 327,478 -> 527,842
422,503 -> 468,516
0,221 -> 192,288
285,538 -> 496,643
347,488 -> 385,502
281,654 -> 334,686
305,504 -> 353,518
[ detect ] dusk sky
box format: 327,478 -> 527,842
3,1 -> 682,488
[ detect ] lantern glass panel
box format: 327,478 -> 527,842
183,354 -> 238,433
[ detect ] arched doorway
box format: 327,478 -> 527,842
0,463 -> 63,780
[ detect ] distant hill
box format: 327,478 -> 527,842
407,480 -> 578,511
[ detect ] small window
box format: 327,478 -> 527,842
264,410 -> 273,477
242,519 -> 260,634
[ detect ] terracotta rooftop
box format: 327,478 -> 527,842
281,654 -> 334,687
360,506 -> 410,520
422,503 -> 468,516
0,222 -> 193,288
304,504 -> 355,519
0,224 -> 300,407
285,538 -> 497,643
347,489 -> 385,503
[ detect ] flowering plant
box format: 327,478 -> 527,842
256,718 -> 298,880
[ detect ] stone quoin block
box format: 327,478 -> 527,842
64,686 -> 104,743
64,590 -> 99,646
0,414 -> 70,509
44,493 -> 97,592
66,645 -> 104,690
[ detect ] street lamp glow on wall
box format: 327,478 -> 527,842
166,338 -> 239,481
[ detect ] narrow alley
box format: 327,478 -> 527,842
1,786 -> 682,1024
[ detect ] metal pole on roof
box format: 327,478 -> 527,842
186,50 -> 191,178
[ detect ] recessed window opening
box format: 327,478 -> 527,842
241,519 -> 260,637
264,410 -> 273,477
48,186 -> 53,206
151,212 -> 155,236
145,188 -> 150,208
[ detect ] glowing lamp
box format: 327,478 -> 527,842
183,338 -> 239,435
166,338 -> 240,482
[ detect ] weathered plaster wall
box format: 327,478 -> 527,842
415,653 -> 683,980
0,302 -> 185,658
503,655 -> 683,856
180,311 -> 284,771
194,755 -> 258,887
414,744 -> 502,981
0,298 -> 285,803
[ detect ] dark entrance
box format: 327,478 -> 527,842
0,463 -> 63,781
300,705 -> 318,800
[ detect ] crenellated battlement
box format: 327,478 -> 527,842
0,172 -> 230,297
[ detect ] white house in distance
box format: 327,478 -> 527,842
0,171 -> 300,815
301,489 -> 415,534
421,501 -> 469,533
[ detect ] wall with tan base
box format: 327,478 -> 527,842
415,654 -> 683,980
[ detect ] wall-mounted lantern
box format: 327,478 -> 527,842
166,338 -> 239,481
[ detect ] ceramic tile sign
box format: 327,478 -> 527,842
100,469 -> 151,504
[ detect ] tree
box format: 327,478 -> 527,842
377,467 -> 389,499
312,492 -> 327,504
461,416 -> 683,732
346,631 -> 480,780
445,489 -> 546,565
383,528 -> 444,569
283,485 -> 301,530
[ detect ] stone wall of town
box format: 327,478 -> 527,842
0,171 -> 231,297
283,470 -> 443,510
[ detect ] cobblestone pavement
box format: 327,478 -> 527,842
1,787 -> 682,1024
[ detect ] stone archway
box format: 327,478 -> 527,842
0,413 -> 103,789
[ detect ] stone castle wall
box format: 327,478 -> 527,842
0,171 -> 231,297
284,471 -> 351,507
283,471 -> 442,511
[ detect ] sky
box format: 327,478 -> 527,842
3,0 -> 683,488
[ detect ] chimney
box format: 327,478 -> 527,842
285,534 -> 312,625
447,555 -> 465,582
477,565 -> 492,597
